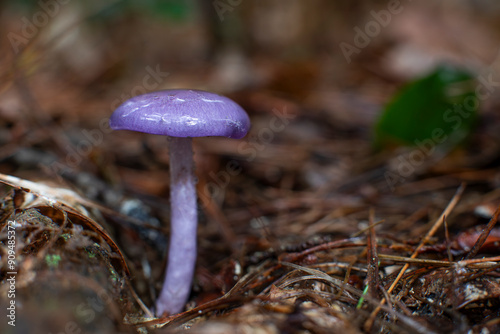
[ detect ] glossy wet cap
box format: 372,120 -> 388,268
109,89 -> 250,139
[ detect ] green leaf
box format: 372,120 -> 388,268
45,254 -> 62,269
136,0 -> 193,21
374,65 -> 478,149
89,0 -> 194,22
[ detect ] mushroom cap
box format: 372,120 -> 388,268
109,89 -> 250,139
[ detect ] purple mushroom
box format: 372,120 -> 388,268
109,89 -> 250,315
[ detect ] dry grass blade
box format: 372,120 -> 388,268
279,262 -> 363,297
379,254 -> 500,269
458,255 -> 500,267
379,254 -> 452,267
0,185 -> 141,333
365,183 -> 466,331
366,208 -> 380,299
389,183 -> 464,287
280,262 -> 438,334
1,185 -> 131,277
280,262 -> 363,297
279,238 -> 366,262
140,260 -> 274,329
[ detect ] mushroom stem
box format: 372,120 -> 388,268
156,136 -> 197,315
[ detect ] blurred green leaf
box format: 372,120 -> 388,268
374,65 -> 478,149
89,0 -> 194,22
135,0 -> 193,21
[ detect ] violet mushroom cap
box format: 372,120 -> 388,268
109,89 -> 250,316
109,89 -> 250,139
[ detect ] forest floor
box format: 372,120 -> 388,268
1,2 -> 500,333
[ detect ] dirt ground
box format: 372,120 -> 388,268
1,1 -> 500,333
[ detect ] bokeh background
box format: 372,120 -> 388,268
2,1 -> 500,333
3,0 -> 500,197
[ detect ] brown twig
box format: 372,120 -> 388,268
461,200 -> 500,260
365,182 -> 466,331
366,208 -> 380,299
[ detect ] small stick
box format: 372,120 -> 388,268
366,208 -> 380,299
365,183 -> 465,331
461,201 -> 500,260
